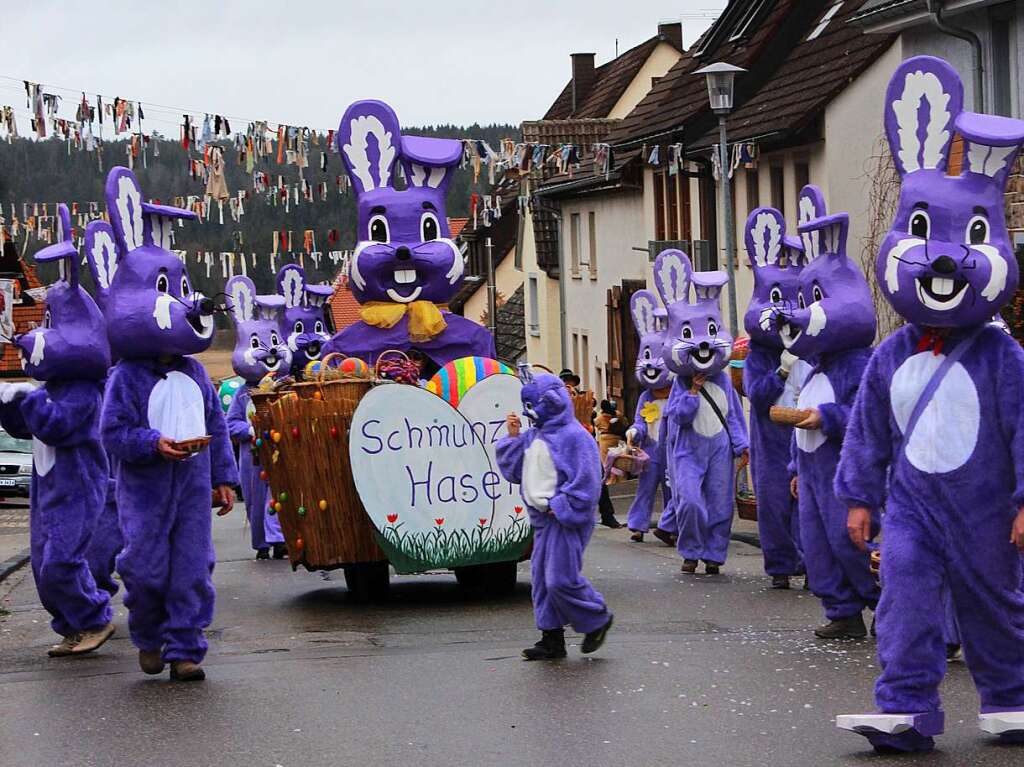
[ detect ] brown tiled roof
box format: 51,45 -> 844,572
610,0 -> 797,146
544,36 -> 679,120
688,2 -> 897,149
328,276 -> 362,332
449,218 -> 468,239
0,253 -> 46,375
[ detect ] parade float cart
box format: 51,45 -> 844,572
252,354 -> 530,600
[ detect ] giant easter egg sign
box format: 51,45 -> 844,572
349,373 -> 529,572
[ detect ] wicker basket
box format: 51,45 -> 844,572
572,390 -> 596,434
735,462 -> 757,521
770,405 -> 811,426
604,442 -> 649,483
291,353 -> 373,405
729,338 -> 749,396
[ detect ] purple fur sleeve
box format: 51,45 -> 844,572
20,383 -> 98,446
196,364 -> 238,488
835,349 -> 891,511
725,380 -> 749,455
665,380 -> 699,427
787,431 -> 797,477
997,338 -> 1024,507
101,365 -> 162,464
818,348 -> 872,442
631,389 -> 652,444
226,386 -> 254,444
548,427 -> 602,529
0,399 -> 30,439
743,345 -> 785,414
495,432 -> 528,485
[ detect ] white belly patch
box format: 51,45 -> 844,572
693,381 -> 728,438
32,438 -> 55,477
890,351 -> 979,474
776,358 -> 813,408
147,371 -> 206,441
522,436 -> 558,511
796,372 -> 835,453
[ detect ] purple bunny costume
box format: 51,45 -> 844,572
624,290 -> 674,534
97,167 -> 238,665
496,371 -> 610,634
777,185 -> 879,623
835,57 -> 1024,750
742,207 -> 807,577
224,275 -> 291,551
324,100 -> 495,367
655,250 -> 748,567
0,204 -> 113,639
274,264 -> 333,377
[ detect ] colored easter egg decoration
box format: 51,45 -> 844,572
318,499 -> 327,511
295,537 -> 304,549
272,431 -> 282,443
279,491 -> 287,501
297,506 -> 307,517
273,502 -> 281,513
263,430 -> 270,440
304,360 -> 323,378
255,438 -> 263,447
313,390 -> 323,400
425,356 -> 515,407
330,426 -> 339,439
291,426 -> 300,439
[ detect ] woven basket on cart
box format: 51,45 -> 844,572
735,461 -> 757,521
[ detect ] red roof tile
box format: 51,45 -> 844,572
328,275 -> 362,332
449,218 -> 469,239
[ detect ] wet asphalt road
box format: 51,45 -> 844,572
0,491 -> 1020,767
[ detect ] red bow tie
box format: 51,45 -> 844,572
917,328 -> 948,356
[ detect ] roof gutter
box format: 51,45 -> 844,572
926,0 -> 985,111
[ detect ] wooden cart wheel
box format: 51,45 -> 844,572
343,561 -> 390,603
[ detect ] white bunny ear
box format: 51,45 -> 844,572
885,56 -> 963,176
276,264 -> 306,308
692,272 -> 729,304
958,111 -> 1024,187
653,250 -> 692,306
84,221 -> 119,303
226,275 -> 256,324
104,166 -> 145,254
630,290 -> 659,336
744,208 -> 784,269
336,100 -> 401,195
798,185 -> 828,259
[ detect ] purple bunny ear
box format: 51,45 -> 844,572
304,283 -> 334,309
885,56 -> 963,177
744,207 -> 786,269
142,200 -> 196,250
798,185 -> 829,259
630,290 -> 660,336
104,166 -> 146,255
84,220 -> 118,306
956,110 -> 1024,187
516,362 -> 534,384
691,270 -> 729,305
336,100 -> 401,196
226,275 -> 257,325
276,264 -> 306,308
255,294 -> 286,323
400,134 -> 462,197
653,249 -> 692,306
782,234 -> 805,269
799,210 -> 850,263
35,203 -> 79,287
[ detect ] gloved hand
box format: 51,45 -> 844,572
0,382 -> 37,404
780,350 -> 798,374
626,427 -> 638,444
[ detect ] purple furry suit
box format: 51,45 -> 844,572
226,386 -> 283,550
0,382 -> 112,636
86,460 -> 123,597
104,357 -> 237,663
496,373 -> 611,634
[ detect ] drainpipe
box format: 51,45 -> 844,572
926,0 -> 985,112
552,208 -> 569,370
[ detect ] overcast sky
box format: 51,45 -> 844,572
3,1 -> 722,133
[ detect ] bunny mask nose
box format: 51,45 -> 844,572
395,246 -> 412,261
931,255 -> 957,275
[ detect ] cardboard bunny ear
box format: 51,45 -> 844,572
516,362 -> 534,385
957,110 -> 1024,187
105,166 -> 146,255
255,294 -> 286,323
798,185 -> 829,260
84,220 -> 119,306
35,203 -> 79,287
885,56 -> 963,177
400,134 -> 463,197
653,249 -> 692,306
226,275 -> 257,324
630,290 -> 660,336
142,201 -> 196,250
304,283 -> 334,309
744,207 -> 786,269
691,271 -> 729,305
336,100 -> 401,196
782,234 -> 805,269
799,209 -> 850,264
276,264 -> 306,308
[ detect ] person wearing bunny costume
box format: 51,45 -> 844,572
96,167 -> 238,682
655,250 -> 749,574
778,184 -> 879,639
623,290 -> 675,543
274,264 -> 333,378
496,368 -> 613,660
835,57 -> 1024,752
0,204 -> 115,657
324,100 -> 495,368
224,275 -> 292,559
742,207 -> 809,589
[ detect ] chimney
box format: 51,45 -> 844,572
571,52 -> 596,114
658,22 -> 683,50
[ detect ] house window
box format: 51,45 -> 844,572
667,173 -> 679,240
770,164 -> 785,216
807,1 -> 843,41
653,171 -> 666,240
570,213 -> 581,276
572,332 -> 580,378
680,175 -> 693,241
991,5 -> 1014,117
728,0 -> 772,41
745,169 -> 760,215
581,334 -> 590,390
588,211 -> 598,278
594,365 -> 603,400
528,274 -> 540,336
794,160 -> 810,195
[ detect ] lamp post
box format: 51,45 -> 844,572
695,62 -> 745,337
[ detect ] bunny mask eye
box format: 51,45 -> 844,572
420,211 -> 440,242
293,320 -> 304,335
642,347 -> 652,361
769,286 -> 783,304
966,214 -> 990,245
43,310 -> 52,329
681,325 -> 693,340
369,214 -> 390,243
180,275 -> 191,297
812,284 -> 824,303
314,320 -> 325,335
909,209 -> 930,239
797,292 -> 807,310
270,331 -> 281,346
156,273 -> 169,293
708,320 -> 718,336
249,333 -> 261,350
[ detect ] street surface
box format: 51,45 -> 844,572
0,486 -> 1018,767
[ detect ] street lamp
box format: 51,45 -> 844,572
695,62 -> 745,337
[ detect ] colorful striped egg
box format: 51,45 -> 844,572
426,356 -> 514,406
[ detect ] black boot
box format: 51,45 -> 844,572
255,548 -> 270,560
598,486 -> 622,529
815,613 -> 867,639
581,615 -> 614,654
652,528 -> 677,547
771,575 -> 791,590
703,561 -> 721,575
272,543 -> 288,560
522,629 -> 567,661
